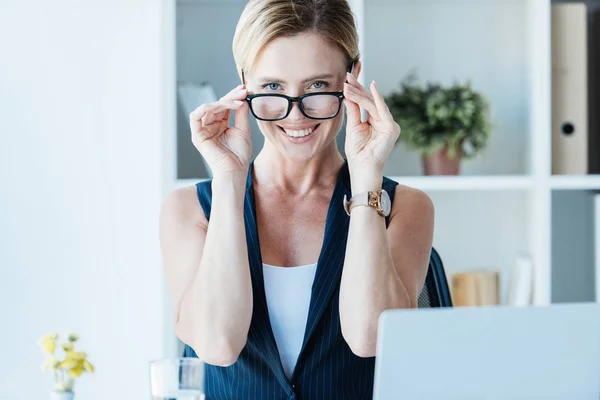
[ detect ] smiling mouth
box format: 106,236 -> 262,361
278,124 -> 320,138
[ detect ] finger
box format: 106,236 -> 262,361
343,98 -> 361,128
344,83 -> 378,118
346,72 -> 371,96
234,100 -> 250,134
189,102 -> 227,124
222,86 -> 248,102
371,81 -> 394,123
203,108 -> 227,126
189,85 -> 246,122
202,99 -> 242,126
345,74 -> 376,106
222,84 -> 244,99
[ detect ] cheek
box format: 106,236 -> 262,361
257,121 -> 278,135
324,113 -> 345,136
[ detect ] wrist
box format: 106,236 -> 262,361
349,167 -> 383,195
211,171 -> 247,203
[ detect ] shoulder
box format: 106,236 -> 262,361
385,178 -> 434,225
160,184 -> 208,230
380,176 -> 434,214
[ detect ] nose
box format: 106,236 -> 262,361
286,101 -> 305,121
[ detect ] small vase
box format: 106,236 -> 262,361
422,144 -> 461,175
51,391 -> 74,400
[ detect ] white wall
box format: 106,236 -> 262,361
0,1 -> 171,398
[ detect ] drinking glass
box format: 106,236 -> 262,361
149,357 -> 204,400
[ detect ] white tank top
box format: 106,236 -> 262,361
262,262 -> 318,379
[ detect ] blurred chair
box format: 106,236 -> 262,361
417,247 -> 453,308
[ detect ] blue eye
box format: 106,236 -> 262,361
312,81 -> 327,89
264,83 -> 280,91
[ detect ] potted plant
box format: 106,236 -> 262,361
39,332 -> 95,400
385,74 -> 492,175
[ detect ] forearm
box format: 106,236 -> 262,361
179,171 -> 253,365
339,167 -> 410,356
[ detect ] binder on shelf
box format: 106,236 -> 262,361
451,270 -> 500,307
595,194 -> 600,302
551,3 -> 589,175
590,8 -> 600,174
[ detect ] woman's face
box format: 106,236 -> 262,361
246,32 -> 356,162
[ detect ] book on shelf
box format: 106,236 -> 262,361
507,256 -> 533,307
451,270 -> 499,307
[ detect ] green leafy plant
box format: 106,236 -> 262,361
385,74 -> 492,159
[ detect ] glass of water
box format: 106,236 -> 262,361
149,357 -> 204,400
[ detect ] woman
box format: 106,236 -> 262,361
159,0 -> 434,398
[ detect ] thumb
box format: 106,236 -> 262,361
344,99 -> 361,129
234,100 -> 250,134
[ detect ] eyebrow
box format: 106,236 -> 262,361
256,73 -> 338,84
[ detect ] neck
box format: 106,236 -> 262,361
253,143 -> 345,196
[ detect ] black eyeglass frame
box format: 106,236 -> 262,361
241,61 -> 356,122
245,92 -> 345,122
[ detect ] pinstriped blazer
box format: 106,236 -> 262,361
185,159 -> 399,400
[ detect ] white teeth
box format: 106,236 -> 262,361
283,126 -> 315,138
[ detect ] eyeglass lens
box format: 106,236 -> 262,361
251,94 -> 340,120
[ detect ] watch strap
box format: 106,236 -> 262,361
343,191 -> 384,216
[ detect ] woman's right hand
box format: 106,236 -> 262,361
190,84 -> 251,176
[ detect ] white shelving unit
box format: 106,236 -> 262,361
163,0 -> 599,310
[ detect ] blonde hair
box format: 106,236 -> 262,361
232,0 -> 359,79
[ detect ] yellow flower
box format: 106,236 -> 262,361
68,365 -> 84,377
42,357 -> 60,371
40,333 -> 59,341
58,359 -> 78,370
83,360 -> 95,373
39,333 -> 58,354
65,351 -> 86,361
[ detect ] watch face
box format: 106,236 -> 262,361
381,190 -> 391,216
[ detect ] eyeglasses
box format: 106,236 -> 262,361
241,61 -> 356,122
246,92 -> 344,121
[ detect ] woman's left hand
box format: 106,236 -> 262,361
343,72 -> 401,173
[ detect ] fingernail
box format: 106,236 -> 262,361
233,100 -> 244,105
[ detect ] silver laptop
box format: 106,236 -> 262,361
373,303 -> 600,400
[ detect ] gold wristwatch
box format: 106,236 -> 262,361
343,189 -> 391,217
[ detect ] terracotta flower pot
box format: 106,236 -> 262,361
422,144 -> 461,176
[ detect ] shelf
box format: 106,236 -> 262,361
392,175 -> 533,191
550,176 -> 600,191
